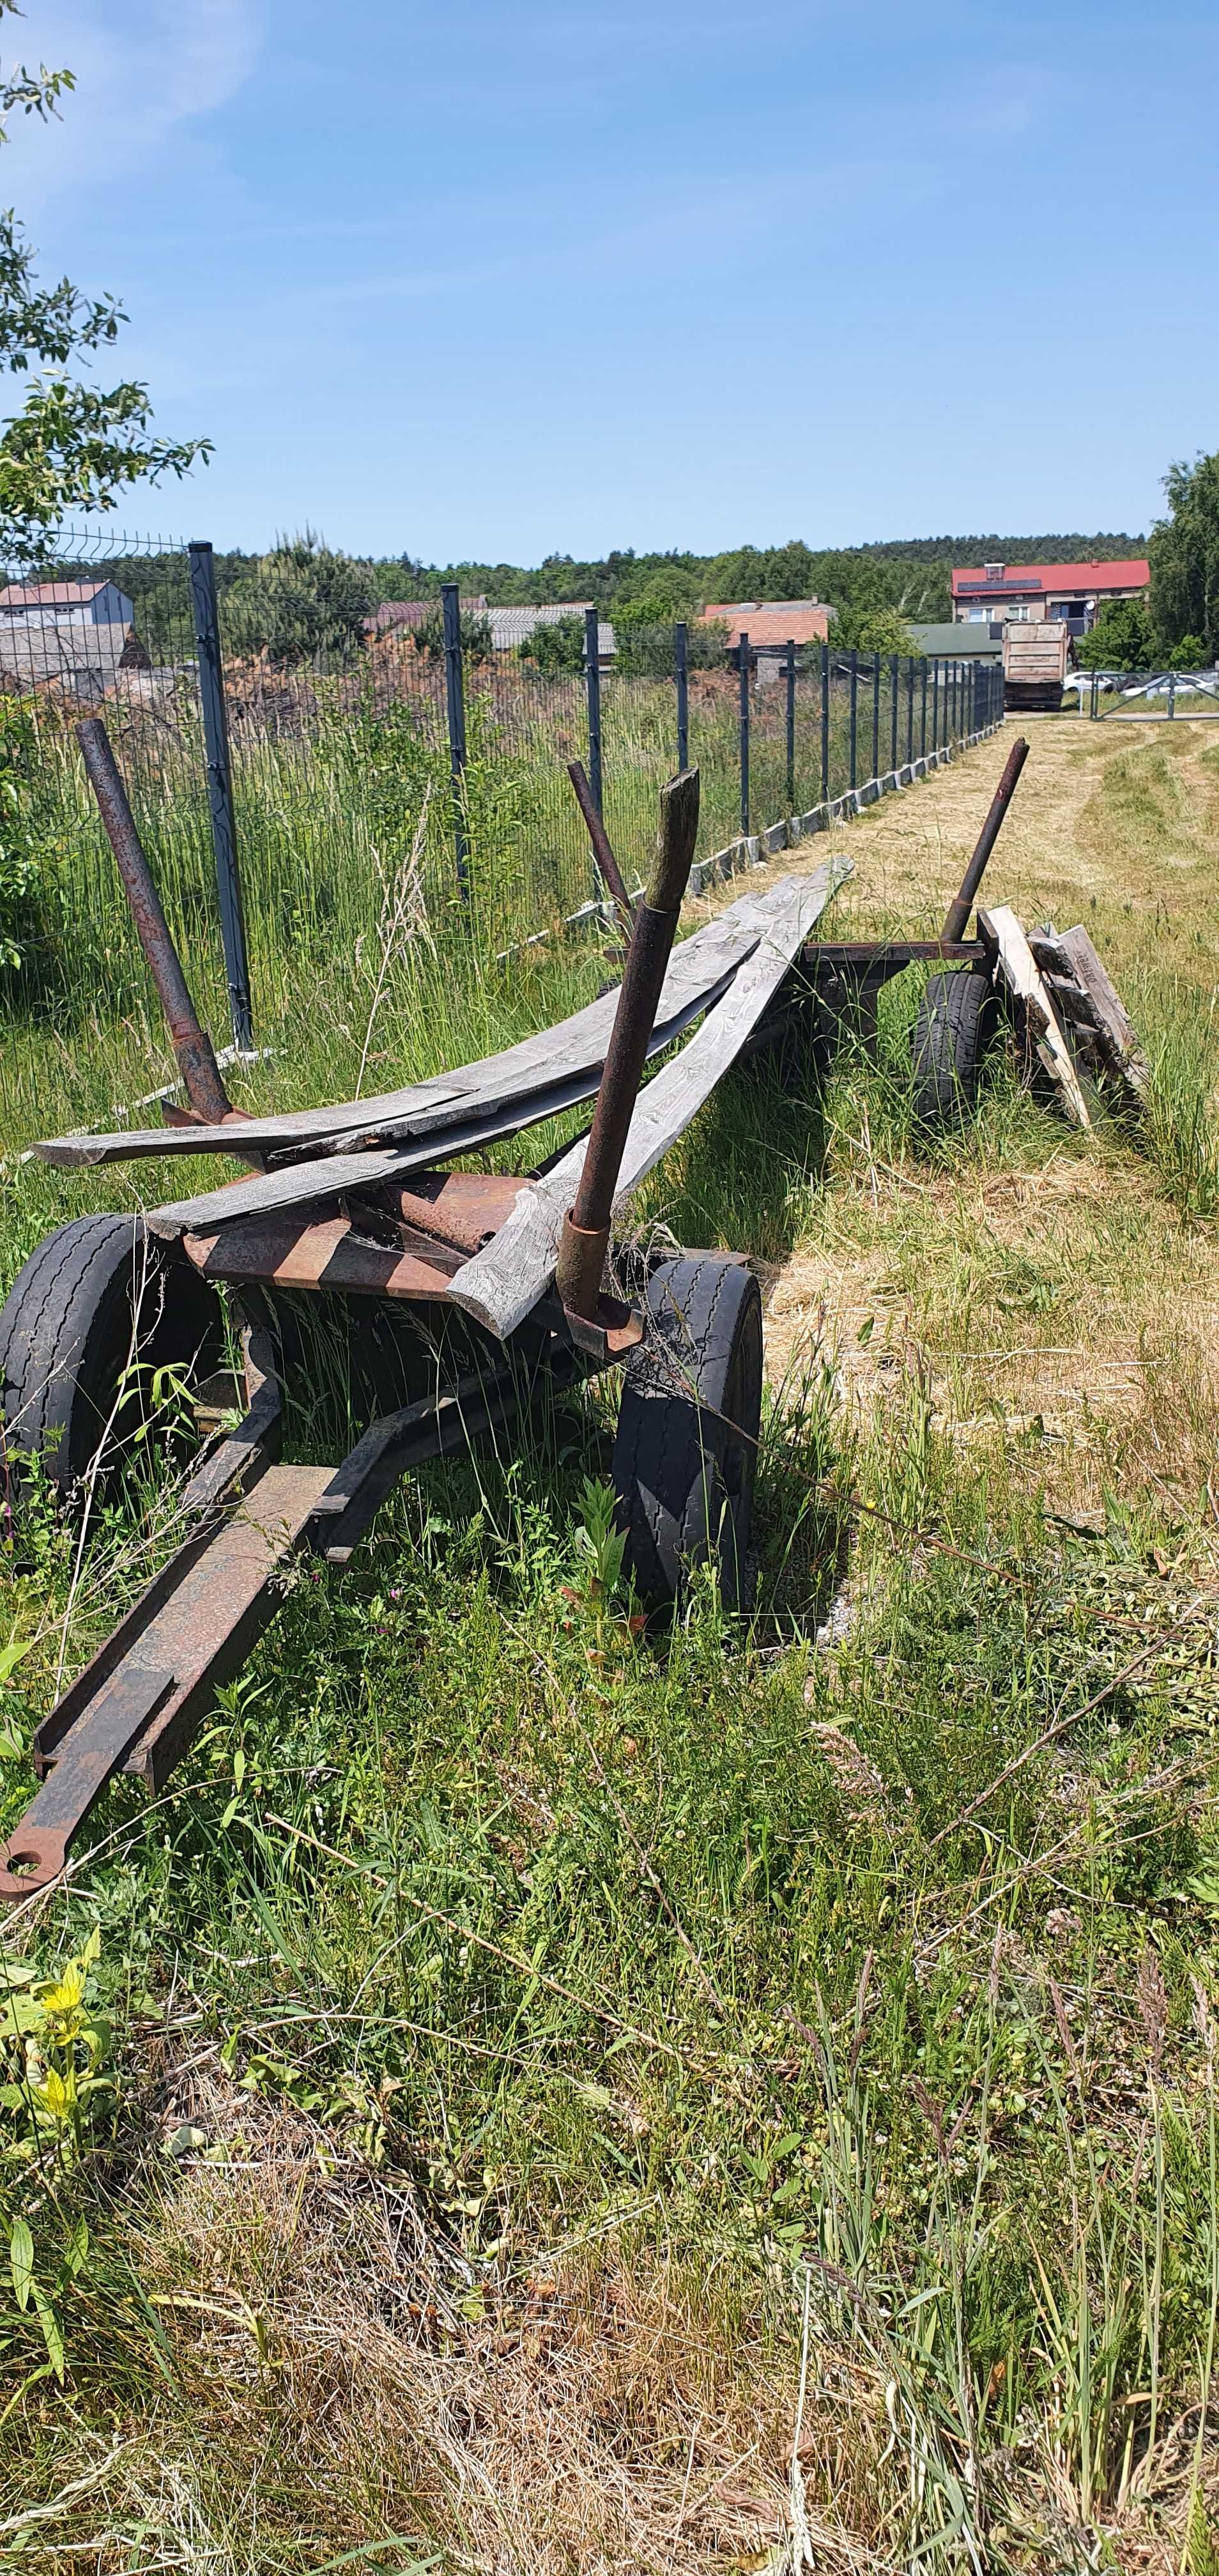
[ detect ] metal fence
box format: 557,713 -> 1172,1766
1076,666 -> 1219,721
0,533 -> 1002,1046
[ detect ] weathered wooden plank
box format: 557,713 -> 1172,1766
1029,923 -> 1149,1108
35,902 -> 763,1172
979,905 -> 1092,1128
450,863 -> 847,1342
145,1057 -> 625,1240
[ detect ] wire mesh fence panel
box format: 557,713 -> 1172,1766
463,648 -> 595,939
743,655 -> 788,836
0,534 -> 227,1030
676,636 -> 746,861
0,521 -> 1006,1109
791,656 -> 825,811
597,628 -> 687,889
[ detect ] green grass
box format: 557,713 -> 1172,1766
1,719 -> 1218,2570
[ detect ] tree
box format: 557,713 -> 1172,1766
409,602 -> 493,665
519,614 -> 585,677
0,3 -> 209,553
1149,450 -> 1219,661
226,533 -> 379,665
829,602 -> 917,654
1075,596 -> 1154,671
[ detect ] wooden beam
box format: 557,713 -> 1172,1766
450,861 -> 848,1342
1027,924 -> 1150,1110
34,901 -> 764,1172
978,905 -> 1091,1128
143,871 -> 842,1241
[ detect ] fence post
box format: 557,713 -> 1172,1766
906,655 -> 914,765
871,650 -> 880,784
820,643 -> 830,802
1169,668 -> 1177,721
674,618 -> 689,775
849,649 -> 858,791
785,638 -> 796,816
739,630 -> 751,836
1090,668 -> 1098,721
921,657 -> 928,758
890,652 -> 899,773
441,583 -> 470,901
188,539 -> 252,1052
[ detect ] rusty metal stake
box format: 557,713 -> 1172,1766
556,767 -> 700,1334
941,733 -> 1030,942
567,758 -> 636,946
77,717 -> 238,1127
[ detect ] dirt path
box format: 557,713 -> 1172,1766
693,716 -> 1219,1518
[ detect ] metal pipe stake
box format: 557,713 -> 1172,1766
77,717 -> 236,1126
567,760 -> 636,944
941,733 -> 1030,942
556,767 -> 700,1322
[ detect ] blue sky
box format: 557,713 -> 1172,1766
3,0 -> 1216,560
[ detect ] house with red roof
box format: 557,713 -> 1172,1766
700,600 -> 831,650
951,559 -> 1149,638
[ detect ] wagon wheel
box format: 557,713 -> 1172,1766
910,967 -> 1001,1128
0,1213 -> 225,1498
612,1254 -> 763,1611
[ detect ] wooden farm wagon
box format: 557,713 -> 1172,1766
0,728 -> 1143,1896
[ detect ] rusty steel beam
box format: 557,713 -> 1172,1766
76,717 -> 240,1130
566,759 -> 636,944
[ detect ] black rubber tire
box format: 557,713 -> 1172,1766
910,968 -> 999,1126
0,1213 -> 224,1496
612,1255 -> 763,1611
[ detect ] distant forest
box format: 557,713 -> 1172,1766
78,528 -> 1149,639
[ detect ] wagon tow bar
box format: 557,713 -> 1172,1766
0,1328 -> 528,1901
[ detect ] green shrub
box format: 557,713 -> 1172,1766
1076,597 -> 1154,670
224,530 -> 378,666
518,615 -> 585,676
412,606 -> 493,664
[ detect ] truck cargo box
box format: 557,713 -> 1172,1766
1002,618 -> 1073,713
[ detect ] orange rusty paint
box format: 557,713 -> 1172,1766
182,1209 -> 461,1300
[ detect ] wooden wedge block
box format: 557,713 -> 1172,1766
1027,924 -> 1150,1110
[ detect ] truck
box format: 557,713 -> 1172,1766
1002,618 -> 1073,714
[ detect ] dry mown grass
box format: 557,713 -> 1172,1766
719,718 -> 1219,1519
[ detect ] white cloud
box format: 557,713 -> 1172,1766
1,0 -> 260,207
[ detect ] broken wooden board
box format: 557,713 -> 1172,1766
143,873 -> 839,1242
145,1057 -> 638,1240
978,905 -> 1091,1129
34,901 -> 763,1172
1027,923 -> 1150,1111
450,861 -> 848,1343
